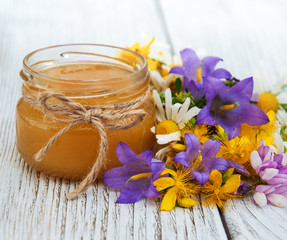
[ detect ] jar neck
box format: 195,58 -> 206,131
21,44 -> 150,102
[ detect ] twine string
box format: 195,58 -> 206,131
22,88 -> 149,199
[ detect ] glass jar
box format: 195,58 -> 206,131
16,44 -> 155,180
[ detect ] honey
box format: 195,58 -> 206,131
16,44 -> 155,180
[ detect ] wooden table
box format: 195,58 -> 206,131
1,0 -> 287,239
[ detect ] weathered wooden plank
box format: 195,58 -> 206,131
146,199 -> 162,240
159,203 -> 227,240
159,0 -> 287,78
224,195 -> 287,239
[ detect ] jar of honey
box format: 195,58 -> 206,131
16,44 -> 155,180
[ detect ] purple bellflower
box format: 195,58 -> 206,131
170,48 -> 232,98
251,140 -> 287,207
103,142 -> 166,204
226,159 -> 249,175
173,133 -> 229,185
236,181 -> 252,194
196,77 -> 269,139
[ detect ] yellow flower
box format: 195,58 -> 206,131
118,37 -> 155,65
217,135 -> 254,165
257,92 -> 279,113
128,37 -> 155,58
201,170 -> 241,208
215,126 -> 256,174
181,124 -> 210,143
217,135 -> 257,174
147,58 -> 159,71
241,110 -> 279,146
154,168 -> 198,211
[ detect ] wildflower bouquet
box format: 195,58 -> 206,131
103,38 -> 287,211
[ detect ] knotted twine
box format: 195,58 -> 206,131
22,87 -> 150,200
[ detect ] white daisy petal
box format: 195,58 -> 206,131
156,131 -> 181,145
182,106 -> 201,123
155,145 -> 173,160
276,109 -> 287,125
171,103 -> 182,121
155,112 -> 165,123
277,94 -> 287,104
150,71 -> 164,91
165,88 -> 172,119
149,42 -> 172,64
150,126 -> 156,134
175,98 -> 190,123
165,74 -> 175,88
153,89 -> 166,122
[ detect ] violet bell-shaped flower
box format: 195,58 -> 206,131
173,133 -> 229,185
103,142 -> 166,203
169,48 -> 232,98
196,77 -> 269,139
236,181 -> 252,194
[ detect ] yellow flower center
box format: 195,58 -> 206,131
221,104 -> 236,111
127,172 -> 152,182
155,120 -> 179,134
172,144 -> 186,152
196,67 -> 202,83
257,92 -> 279,113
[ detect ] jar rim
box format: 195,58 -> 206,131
22,43 -> 148,84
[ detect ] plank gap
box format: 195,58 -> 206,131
154,0 -> 175,56
218,207 -> 231,240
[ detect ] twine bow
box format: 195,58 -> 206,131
22,88 -> 149,199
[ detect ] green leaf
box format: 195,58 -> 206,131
175,78 -> 182,94
222,168 -> 234,181
159,92 -> 165,103
184,118 -> 196,130
193,96 -> 207,108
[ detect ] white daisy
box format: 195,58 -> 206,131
150,70 -> 180,92
155,145 -> 173,161
140,32 -> 172,64
151,88 -> 200,145
253,60 -> 287,123
149,42 -> 172,65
